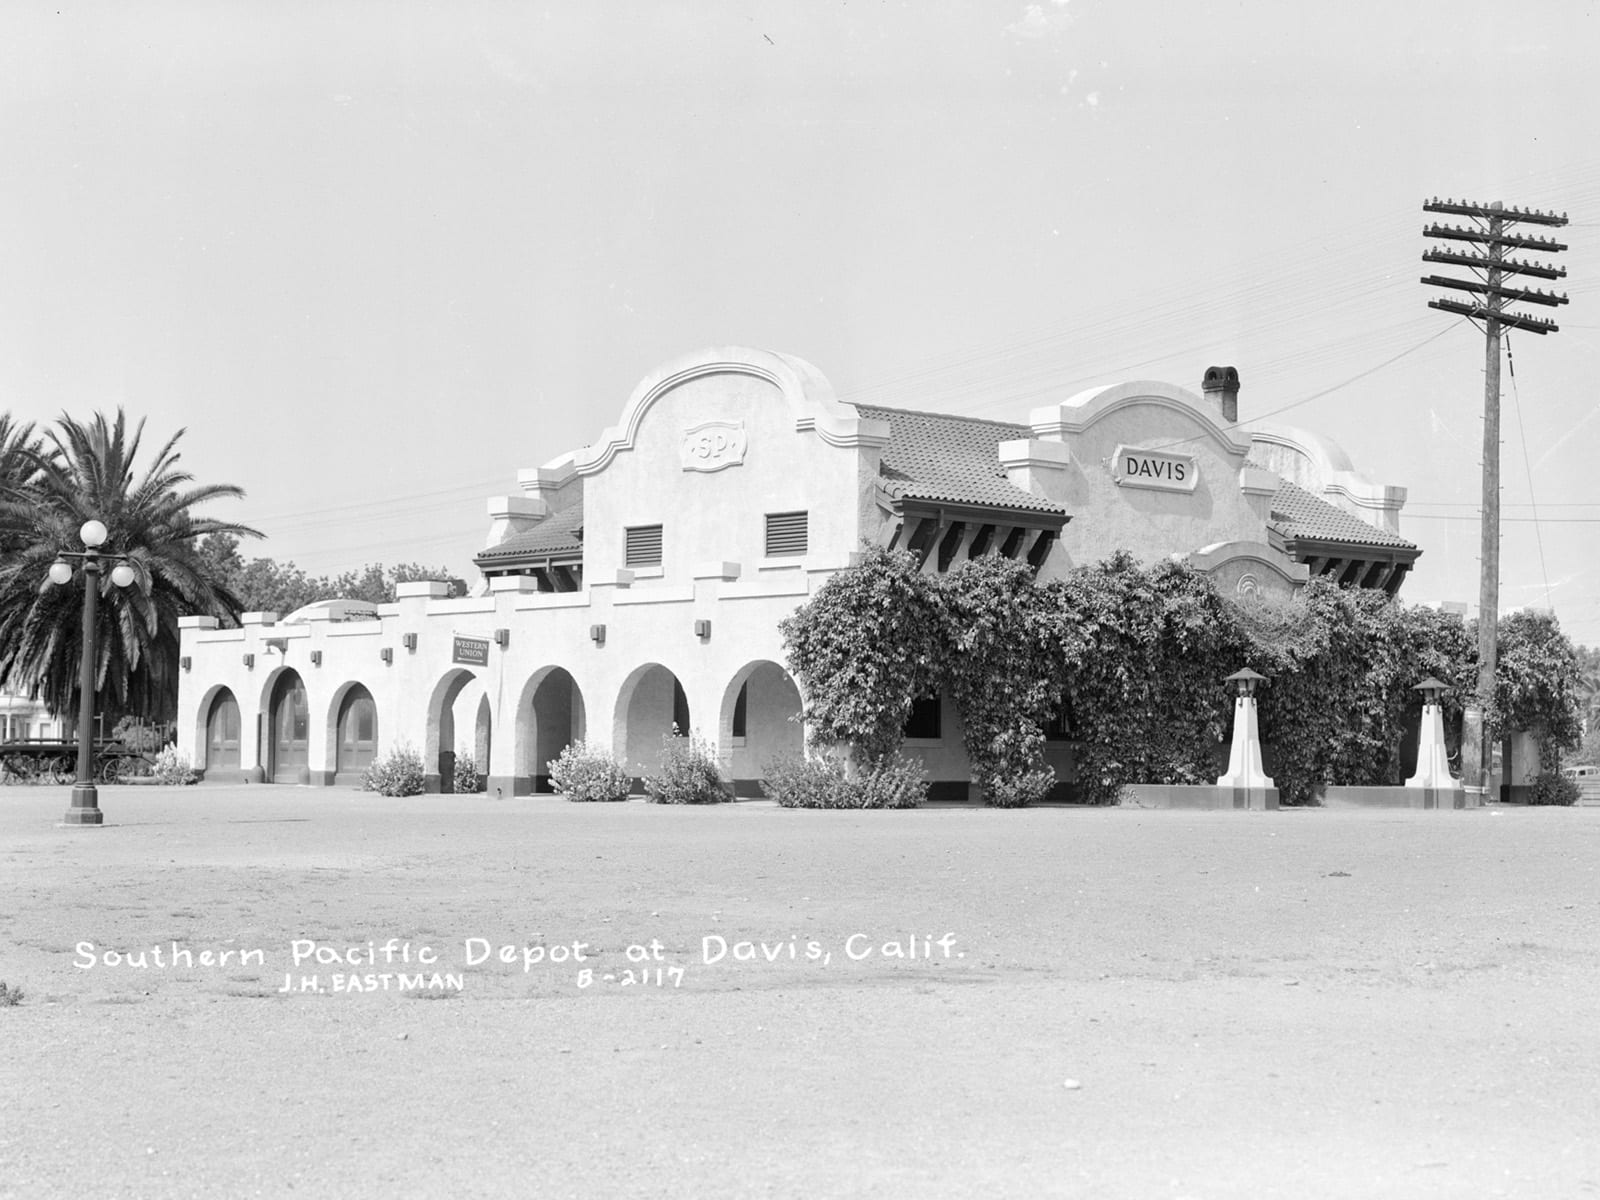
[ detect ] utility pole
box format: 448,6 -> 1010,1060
1422,197 -> 1568,800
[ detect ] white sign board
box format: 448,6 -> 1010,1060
1111,444 -> 1198,493
680,420 -> 748,472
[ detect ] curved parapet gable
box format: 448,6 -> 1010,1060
557,347 -> 888,476
1186,540 -> 1310,601
1249,423 -> 1408,534
1029,380 -> 1254,458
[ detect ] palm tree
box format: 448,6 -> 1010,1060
0,410 -> 260,723
0,414 -> 43,548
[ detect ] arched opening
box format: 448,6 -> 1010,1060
269,670 -> 310,785
334,685 -> 378,787
205,689 -> 241,777
473,696 -> 492,790
522,668 -> 586,793
614,662 -> 690,786
424,668 -> 477,793
720,661 -> 804,797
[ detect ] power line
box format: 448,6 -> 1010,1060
1137,320 -> 1467,456
1405,514 -> 1600,524
1504,332 -> 1553,609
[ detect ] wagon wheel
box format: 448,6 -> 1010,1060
46,756 -> 76,785
99,756 -> 123,784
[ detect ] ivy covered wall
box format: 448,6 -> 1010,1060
781,548 -> 1584,806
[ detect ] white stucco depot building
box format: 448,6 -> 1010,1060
177,347 -> 1418,799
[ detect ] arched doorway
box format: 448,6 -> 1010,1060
269,670 -> 310,784
205,689 -> 241,777
526,668 -> 586,793
334,685 -> 377,787
424,668 -> 477,793
720,662 -> 804,797
615,663 -> 690,784
473,696 -> 492,791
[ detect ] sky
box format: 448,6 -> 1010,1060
2,1 -> 1597,642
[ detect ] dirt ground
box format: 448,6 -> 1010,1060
1,784 -> 1596,1200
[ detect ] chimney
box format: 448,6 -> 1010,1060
1202,366 -> 1239,424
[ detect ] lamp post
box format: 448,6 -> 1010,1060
48,519 -> 136,826
1217,667 -> 1277,808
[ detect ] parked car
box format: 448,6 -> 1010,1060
1563,763 -> 1600,804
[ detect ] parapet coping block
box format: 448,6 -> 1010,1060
397,581 -> 454,599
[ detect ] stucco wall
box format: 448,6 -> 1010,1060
1030,391 -> 1267,575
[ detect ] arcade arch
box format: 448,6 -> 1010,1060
719,661 -> 804,796
614,662 -> 691,780
516,667 -> 587,793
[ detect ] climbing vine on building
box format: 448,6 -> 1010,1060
939,555 -> 1065,807
781,546 -> 1577,808
780,546 -> 946,764
1054,553 -> 1248,806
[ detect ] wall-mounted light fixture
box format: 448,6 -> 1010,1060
694,619 -> 711,640
380,647 -> 394,665
494,628 -> 510,647
309,650 -> 323,667
242,653 -> 255,669
590,624 -> 606,646
180,656 -> 192,673
402,632 -> 418,651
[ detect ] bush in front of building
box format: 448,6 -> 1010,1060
761,751 -> 927,809
1529,771 -> 1579,806
150,746 -> 198,785
452,747 -> 484,795
761,753 -> 850,807
547,741 -> 632,802
854,752 -> 929,808
363,743 -> 426,797
643,732 -> 728,804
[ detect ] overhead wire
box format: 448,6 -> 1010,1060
1505,331 -> 1554,608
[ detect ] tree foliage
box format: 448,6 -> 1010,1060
781,546 -> 1585,808
196,532 -> 457,617
940,555 -> 1064,806
1240,582 -> 1477,804
0,410 -> 258,721
1055,553 -> 1249,804
780,546 -> 946,763
1491,610 -> 1583,752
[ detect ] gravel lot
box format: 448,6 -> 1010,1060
2,785 -> 1597,1199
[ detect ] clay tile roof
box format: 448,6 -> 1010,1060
853,404 -> 1065,516
475,503 -> 585,562
1270,481 -> 1417,551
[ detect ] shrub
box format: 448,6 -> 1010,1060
980,763 -> 1056,809
150,746 -> 198,786
453,747 -> 483,795
762,751 -> 927,809
644,732 -> 727,804
856,752 -> 930,808
548,740 -> 632,802
0,980 -> 22,1007
762,753 -> 852,808
1529,771 -> 1579,807
363,743 -> 426,797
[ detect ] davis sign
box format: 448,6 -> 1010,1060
1111,445 -> 1198,494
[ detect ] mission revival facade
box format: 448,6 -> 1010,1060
176,347 -> 1418,799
